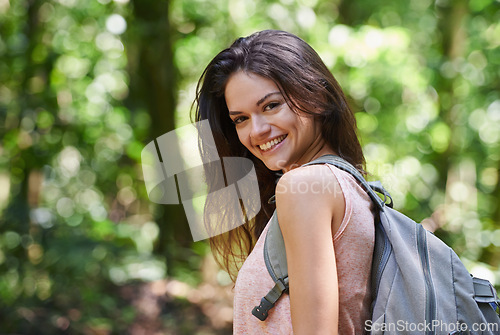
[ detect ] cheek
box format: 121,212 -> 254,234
297,114 -> 319,131
236,128 -> 252,149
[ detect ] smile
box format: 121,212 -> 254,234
258,135 -> 287,151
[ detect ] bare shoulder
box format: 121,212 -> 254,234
275,164 -> 343,333
275,164 -> 345,231
276,164 -> 343,200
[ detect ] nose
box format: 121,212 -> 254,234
250,115 -> 271,141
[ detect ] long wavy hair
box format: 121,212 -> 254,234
193,30 -> 365,280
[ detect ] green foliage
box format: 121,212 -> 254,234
172,0 -> 500,288
0,0 -> 498,332
0,0 -> 167,332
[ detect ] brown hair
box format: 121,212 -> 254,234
193,30 -> 365,279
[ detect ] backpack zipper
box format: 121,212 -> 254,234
417,224 -> 437,335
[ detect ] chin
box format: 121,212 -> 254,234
260,157 -> 289,172
264,163 -> 282,172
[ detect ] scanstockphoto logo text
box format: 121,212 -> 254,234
365,319 -> 499,333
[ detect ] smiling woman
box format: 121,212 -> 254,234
225,72 -> 330,172
194,30 -> 373,334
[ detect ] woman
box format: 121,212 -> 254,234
194,30 -> 375,334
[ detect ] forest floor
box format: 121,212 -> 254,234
120,256 -> 234,335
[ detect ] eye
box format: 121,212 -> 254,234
264,102 -> 280,111
231,116 -> 248,125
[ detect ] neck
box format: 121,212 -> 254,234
282,139 -> 337,173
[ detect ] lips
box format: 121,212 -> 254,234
258,135 -> 287,151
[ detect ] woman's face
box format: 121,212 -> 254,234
225,71 -> 328,172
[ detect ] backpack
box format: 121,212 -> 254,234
251,155 -> 500,335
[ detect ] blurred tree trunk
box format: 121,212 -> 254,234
337,0 -> 374,26
1,0 -> 43,264
430,0 -> 470,233
337,0 -> 357,25
126,0 -> 192,277
419,1 -> 470,233
433,0 -> 469,186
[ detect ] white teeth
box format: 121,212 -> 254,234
259,135 -> 286,151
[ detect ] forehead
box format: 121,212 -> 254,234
225,72 -> 280,108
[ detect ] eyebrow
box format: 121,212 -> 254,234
228,91 -> 282,116
256,92 -> 281,106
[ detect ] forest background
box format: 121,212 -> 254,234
0,0 -> 499,333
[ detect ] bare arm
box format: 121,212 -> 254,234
276,165 -> 345,334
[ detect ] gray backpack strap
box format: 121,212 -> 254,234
367,180 -> 393,208
252,155 -> 387,321
252,211 -> 289,320
303,155 -> 394,309
302,154 -> 387,209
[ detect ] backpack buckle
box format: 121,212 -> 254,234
252,297 -> 275,321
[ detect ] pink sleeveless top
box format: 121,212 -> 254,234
233,165 -> 375,334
